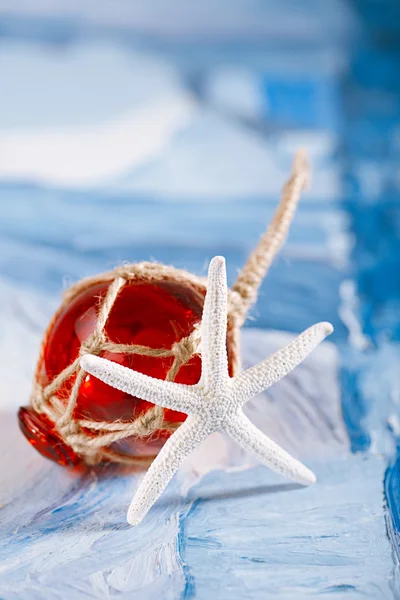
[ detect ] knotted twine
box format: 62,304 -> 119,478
30,150 -> 310,467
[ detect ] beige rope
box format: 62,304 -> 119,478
231,149 -> 310,326
30,150 -> 309,467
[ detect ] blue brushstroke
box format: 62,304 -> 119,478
385,450 -> 400,564
343,0 -> 400,560
178,506 -> 197,600
339,357 -> 371,453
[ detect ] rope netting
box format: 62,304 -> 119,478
30,150 -> 310,467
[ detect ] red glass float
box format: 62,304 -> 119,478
19,278 -> 232,467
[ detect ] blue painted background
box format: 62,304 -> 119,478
0,1 -> 399,597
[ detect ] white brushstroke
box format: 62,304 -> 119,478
339,279 -> 370,350
114,118 -> 340,200
0,93 -> 195,187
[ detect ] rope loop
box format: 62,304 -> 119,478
172,330 -> 199,364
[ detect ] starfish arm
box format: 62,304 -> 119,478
80,355 -> 199,413
233,321 -> 333,404
224,411 -> 316,485
127,415 -> 210,525
200,256 -> 230,390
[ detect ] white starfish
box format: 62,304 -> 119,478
81,256 -> 333,526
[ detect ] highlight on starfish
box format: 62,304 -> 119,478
81,255 -> 333,526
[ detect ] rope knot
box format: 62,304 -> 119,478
114,265 -> 134,280
115,263 -> 147,281
80,331 -> 106,356
172,328 -> 200,365
136,406 -> 165,437
57,419 -> 79,438
57,418 -> 101,464
172,339 -> 193,364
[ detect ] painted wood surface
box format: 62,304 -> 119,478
0,2 -> 399,598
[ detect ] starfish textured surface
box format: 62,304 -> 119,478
81,256 -> 333,526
